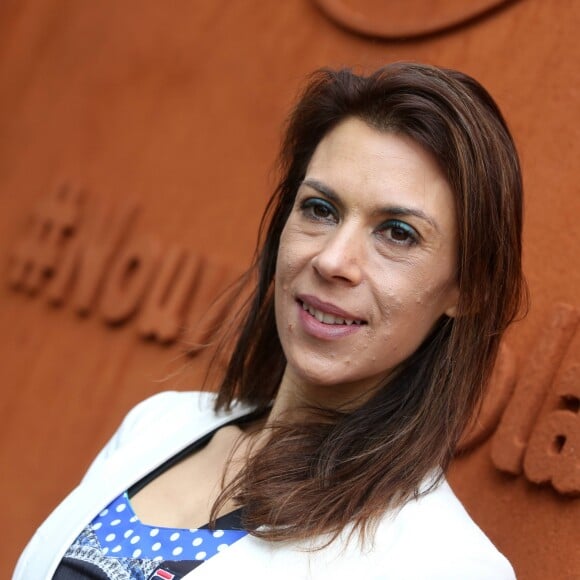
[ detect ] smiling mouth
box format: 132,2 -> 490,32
298,299 -> 367,326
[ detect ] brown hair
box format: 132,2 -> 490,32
211,62 -> 526,543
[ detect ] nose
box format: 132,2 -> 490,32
311,224 -> 364,285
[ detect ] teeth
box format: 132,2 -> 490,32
301,301 -> 362,326
321,313 -> 337,324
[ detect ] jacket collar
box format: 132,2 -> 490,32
23,393 -> 255,579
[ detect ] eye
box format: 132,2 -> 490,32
299,198 -> 338,223
378,219 -> 419,246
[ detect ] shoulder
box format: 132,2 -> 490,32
371,479 -> 516,579
121,390 -> 216,423
81,390 -> 221,479
112,390 -> 219,443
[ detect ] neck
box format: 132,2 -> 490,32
265,367 -> 374,426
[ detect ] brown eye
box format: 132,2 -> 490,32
390,226 -> 411,242
312,204 -> 331,218
300,198 -> 338,222
380,220 -> 418,246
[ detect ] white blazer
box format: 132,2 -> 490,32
13,391 -> 516,580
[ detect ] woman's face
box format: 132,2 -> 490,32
274,117 -> 459,401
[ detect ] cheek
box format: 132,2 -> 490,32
276,228 -> 312,285
275,231 -> 301,328
371,273 -> 450,347
371,273 -> 408,322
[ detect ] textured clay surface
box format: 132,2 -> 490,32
1,1 -> 579,578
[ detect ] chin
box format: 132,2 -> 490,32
291,364 -> 383,403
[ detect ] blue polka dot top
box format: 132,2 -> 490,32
94,491 -> 246,561
52,417 -> 258,579
54,491 -> 247,579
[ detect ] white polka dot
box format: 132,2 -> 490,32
112,545 -> 122,553
110,519 -> 121,526
192,537 -> 203,547
170,532 -> 180,541
99,508 -> 109,517
153,555 -> 163,562
124,529 -> 134,539
130,535 -> 141,545
152,541 -> 162,552
132,548 -> 142,558
195,551 -> 207,560
213,529 -> 225,538
217,543 -> 229,552
115,503 -> 127,512
150,528 -> 159,537
102,547 -> 109,555
172,546 -> 183,557
105,533 -> 116,542
189,528 -> 199,533
129,515 -> 138,523
92,522 -> 102,531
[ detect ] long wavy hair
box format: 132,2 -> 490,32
210,62 -> 526,543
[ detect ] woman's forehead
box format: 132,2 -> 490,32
303,118 -> 456,228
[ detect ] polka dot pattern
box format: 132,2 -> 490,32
90,492 -> 246,561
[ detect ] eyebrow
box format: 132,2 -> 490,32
302,178 -> 341,203
301,177 -> 441,233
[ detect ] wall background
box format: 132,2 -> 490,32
1,1 -> 579,578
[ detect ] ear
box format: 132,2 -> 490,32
443,285 -> 460,318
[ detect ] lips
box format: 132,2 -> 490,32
297,294 -> 367,326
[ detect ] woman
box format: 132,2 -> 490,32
14,62 -> 525,579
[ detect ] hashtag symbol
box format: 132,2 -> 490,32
9,184 -> 83,294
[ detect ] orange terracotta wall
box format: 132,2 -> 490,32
1,1 -> 579,578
